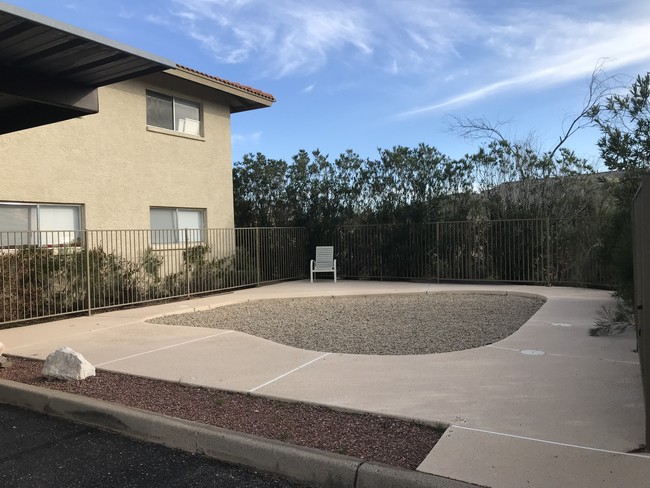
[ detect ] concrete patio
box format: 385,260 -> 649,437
1,280 -> 648,487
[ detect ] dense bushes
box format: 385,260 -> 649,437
0,244 -> 258,324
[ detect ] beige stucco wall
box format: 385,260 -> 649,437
0,71 -> 235,231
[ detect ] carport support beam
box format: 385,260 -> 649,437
0,64 -> 98,134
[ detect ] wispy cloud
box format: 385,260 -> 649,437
140,1 -> 650,111
398,7 -> 650,117
145,14 -> 172,27
144,0 -> 480,78
232,131 -> 263,145
117,9 -> 135,20
161,0 -> 373,77
302,84 -> 315,93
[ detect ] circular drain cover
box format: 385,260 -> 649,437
552,322 -> 572,327
521,349 -> 546,356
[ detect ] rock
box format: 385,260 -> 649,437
0,356 -> 11,368
0,341 -> 5,355
42,347 -> 95,381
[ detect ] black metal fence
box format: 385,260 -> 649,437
1,227 -> 308,325
332,218 -> 610,286
1,218 -> 612,326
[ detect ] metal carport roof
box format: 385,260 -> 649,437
0,2 -> 174,134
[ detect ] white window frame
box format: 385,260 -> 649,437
150,207 -> 206,245
146,90 -> 202,136
0,202 -> 82,247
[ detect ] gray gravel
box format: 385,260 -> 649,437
151,293 -> 546,355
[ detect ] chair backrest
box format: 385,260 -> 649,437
315,246 -> 334,268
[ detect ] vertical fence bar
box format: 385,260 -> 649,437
436,221 -> 440,283
379,226 -> 384,281
85,229 -> 92,315
184,228 -> 190,299
546,217 -> 553,286
255,228 -> 261,286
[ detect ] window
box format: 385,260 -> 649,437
146,90 -> 202,136
0,202 -> 81,247
150,207 -> 205,245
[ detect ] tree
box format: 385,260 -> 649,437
593,72 -> 650,206
332,149 -> 370,221
459,138 -> 599,220
591,72 -> 650,300
448,64 -> 623,221
362,144 -> 472,223
232,153 -> 288,227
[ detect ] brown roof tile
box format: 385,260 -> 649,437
176,64 -> 275,102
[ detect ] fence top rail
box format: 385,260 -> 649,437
234,226 -> 307,231
335,218 -> 599,228
0,220 -> 604,235
0,227 -> 307,234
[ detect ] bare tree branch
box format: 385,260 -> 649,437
449,60 -> 622,161
548,59 -> 623,159
448,114 -> 512,143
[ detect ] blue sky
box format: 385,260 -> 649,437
6,0 -> 650,168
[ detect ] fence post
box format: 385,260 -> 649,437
546,218 -> 552,286
255,227 -> 262,286
436,222 -> 440,283
633,176 -> 650,451
85,229 -> 92,316
184,228 -> 190,299
379,227 -> 383,281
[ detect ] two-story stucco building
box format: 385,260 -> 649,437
0,4 -> 274,248
0,65 -> 274,245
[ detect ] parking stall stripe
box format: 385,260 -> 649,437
95,330 -> 234,366
249,353 -> 331,392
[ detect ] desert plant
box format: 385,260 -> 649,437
183,244 -> 211,269
140,247 -> 164,281
589,298 -> 634,336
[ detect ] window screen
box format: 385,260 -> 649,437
146,91 -> 174,130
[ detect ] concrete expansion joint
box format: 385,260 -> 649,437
352,459 -> 365,487
43,396 -> 53,415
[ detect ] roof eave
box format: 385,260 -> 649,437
168,66 -> 275,112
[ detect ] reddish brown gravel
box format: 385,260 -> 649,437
0,356 -> 442,470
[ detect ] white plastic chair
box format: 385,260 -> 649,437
310,246 -> 337,283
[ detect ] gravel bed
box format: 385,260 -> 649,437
151,293 -> 546,355
0,356 -> 442,470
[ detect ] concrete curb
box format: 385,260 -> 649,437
0,379 -> 481,488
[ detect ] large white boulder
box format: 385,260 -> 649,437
0,355 -> 11,368
42,347 -> 95,381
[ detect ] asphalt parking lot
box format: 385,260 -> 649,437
0,403 -> 310,488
